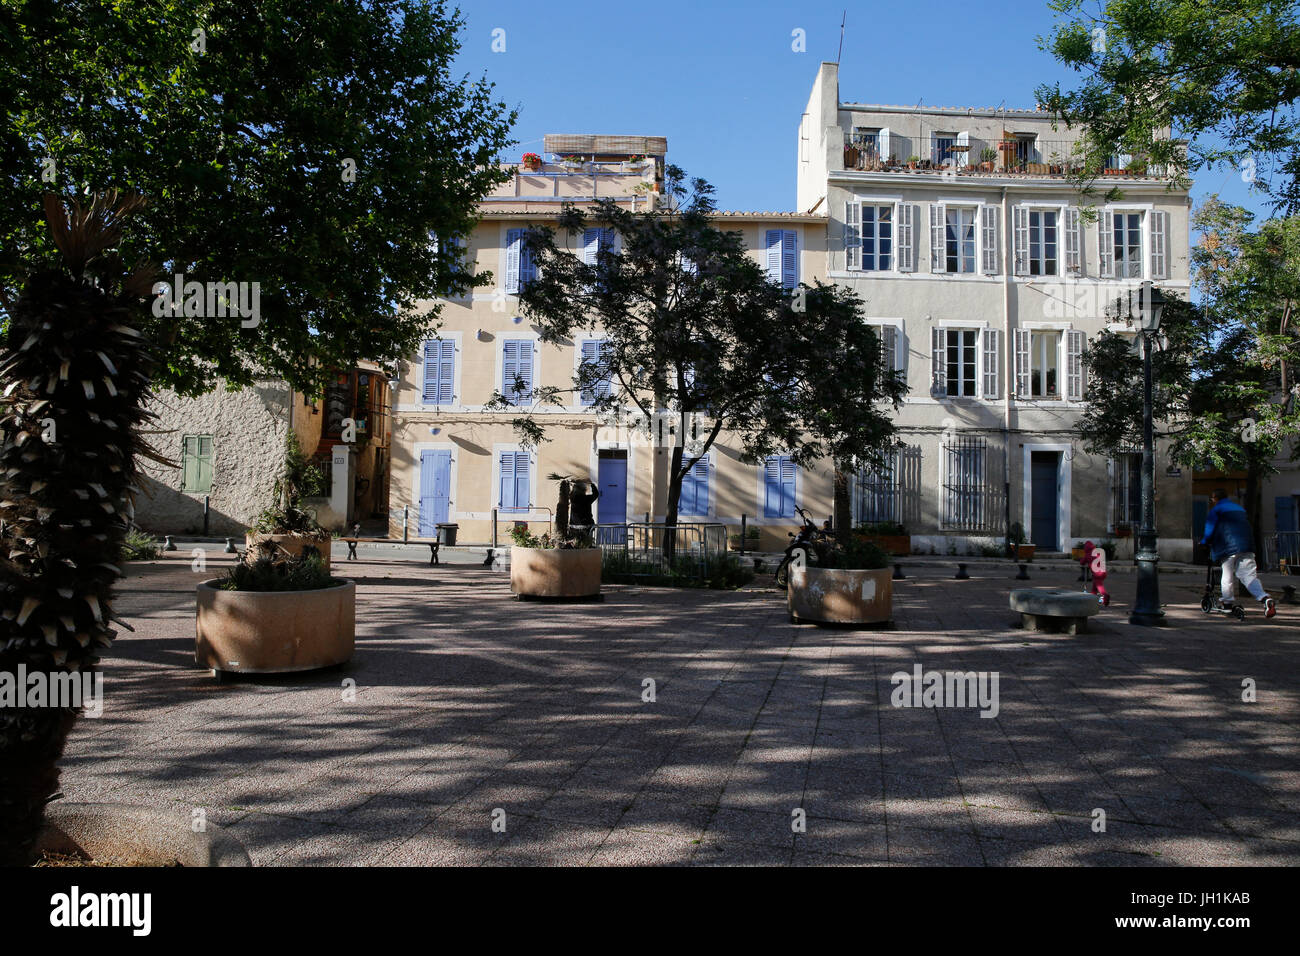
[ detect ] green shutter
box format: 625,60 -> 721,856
181,435 -> 214,493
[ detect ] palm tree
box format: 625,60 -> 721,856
0,192 -> 158,865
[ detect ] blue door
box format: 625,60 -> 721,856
597,452 -> 627,543
1030,452 -> 1059,551
419,450 -> 451,536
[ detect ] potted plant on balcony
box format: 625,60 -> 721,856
844,144 -> 860,168
196,554 -> 355,680
788,537 -> 892,625
509,475 -> 602,600
521,152 -> 542,171
979,147 -> 997,172
245,430 -> 332,569
906,154 -> 919,170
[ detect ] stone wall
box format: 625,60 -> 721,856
135,379 -> 290,535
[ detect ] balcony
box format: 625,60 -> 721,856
842,138 -> 1170,180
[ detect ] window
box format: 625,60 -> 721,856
1028,210 -> 1058,276
180,435 -> 213,493
1110,453 -> 1142,529
422,339 -> 454,404
945,329 -> 978,397
502,340 -> 534,402
764,229 -> 799,290
1114,212 -> 1142,278
499,451 -> 530,512
941,436 -> 1002,531
1015,135 -> 1037,166
933,132 -> 956,166
945,208 -> 976,273
852,127 -> 880,158
856,455 -> 898,524
1030,331 -> 1059,398
870,322 -> 902,373
504,228 -> 537,294
862,206 -> 892,271
579,339 -> 611,406
763,456 -> 796,518
679,457 -> 709,517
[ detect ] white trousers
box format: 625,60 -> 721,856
1221,552 -> 1267,603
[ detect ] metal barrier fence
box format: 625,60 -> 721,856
1262,532 -> 1300,572
594,522 -> 729,578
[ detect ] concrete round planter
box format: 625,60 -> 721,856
245,531 -> 333,570
788,566 -> 892,625
510,546 -> 602,599
196,578 -> 355,676
35,802 -> 251,866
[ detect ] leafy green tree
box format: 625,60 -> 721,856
1080,198 -> 1300,538
0,0 -> 516,396
1036,0 -> 1300,212
500,168 -> 906,539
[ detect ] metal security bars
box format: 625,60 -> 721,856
594,521 -> 729,579
940,436 -> 1006,532
855,445 -> 922,526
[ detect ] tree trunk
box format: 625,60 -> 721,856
833,462 -> 852,547
664,444 -> 684,563
1245,458 -> 1263,556
555,478 -> 571,538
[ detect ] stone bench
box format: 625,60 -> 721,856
1010,588 -> 1100,635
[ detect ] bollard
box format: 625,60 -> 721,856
491,508 -> 498,549
403,505 -> 409,544
955,563 -> 969,580
163,535 -> 177,552
223,537 -> 237,554
893,563 -> 906,580
203,495 -> 210,536
740,514 -> 747,555
753,558 -> 764,574
1016,563 -> 1030,580
1283,584 -> 1297,604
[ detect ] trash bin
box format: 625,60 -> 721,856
437,523 -> 458,546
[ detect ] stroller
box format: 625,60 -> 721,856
1200,560 -> 1246,620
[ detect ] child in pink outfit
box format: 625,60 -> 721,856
1081,541 -> 1109,606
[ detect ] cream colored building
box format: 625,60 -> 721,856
388,134 -> 833,550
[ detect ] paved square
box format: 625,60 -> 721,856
59,552 -> 1300,865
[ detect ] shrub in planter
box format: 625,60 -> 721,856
788,538 -> 893,625
852,520 -> 910,555
509,476 -> 602,599
246,430 -> 331,568
196,555 -> 355,677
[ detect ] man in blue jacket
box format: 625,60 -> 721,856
1203,489 -> 1276,617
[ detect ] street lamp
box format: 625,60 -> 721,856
1131,280 -> 1167,626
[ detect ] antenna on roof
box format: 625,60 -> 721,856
836,10 -> 846,63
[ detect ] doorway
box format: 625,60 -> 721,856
1030,451 -> 1060,551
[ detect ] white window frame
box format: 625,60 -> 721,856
1026,208 -> 1061,277
933,321 -> 995,399
944,205 -> 978,274
574,336 -> 613,409
866,318 -> 906,373
491,443 -> 537,516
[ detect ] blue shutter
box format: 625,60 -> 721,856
781,230 -> 798,290
780,457 -> 795,517
503,340 -> 533,401
505,228 -> 523,293
519,232 -> 536,286
513,452 -> 530,511
517,342 -> 533,399
500,452 -> 529,511
423,340 -> 454,404
763,457 -> 782,517
764,230 -> 782,284
680,458 -> 708,517
580,340 -> 598,406
583,228 -> 601,265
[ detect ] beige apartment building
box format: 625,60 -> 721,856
795,62 -> 1195,559
387,135 -> 832,550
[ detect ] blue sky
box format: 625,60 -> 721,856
451,0 -> 1270,221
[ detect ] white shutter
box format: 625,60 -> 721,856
930,203 -> 945,273
1150,210 -> 1168,280
897,204 -> 917,272
981,328 -> 1000,398
931,326 -> 946,395
764,229 -> 782,284
504,228 -> 521,294
1012,205 -> 1029,276
981,206 -> 999,274
1066,330 -> 1085,401
1065,207 -> 1082,274
844,202 -> 861,271
878,127 -> 891,162
1099,211 -> 1115,279
878,324 -> 900,373
1014,329 -> 1031,398
956,131 -> 970,168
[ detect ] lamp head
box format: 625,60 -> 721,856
1139,281 -> 1166,333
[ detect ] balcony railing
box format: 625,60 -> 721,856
842,138 -> 1170,179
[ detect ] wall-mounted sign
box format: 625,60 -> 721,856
1165,466 -> 1182,478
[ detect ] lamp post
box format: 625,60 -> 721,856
1131,280 -> 1167,626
